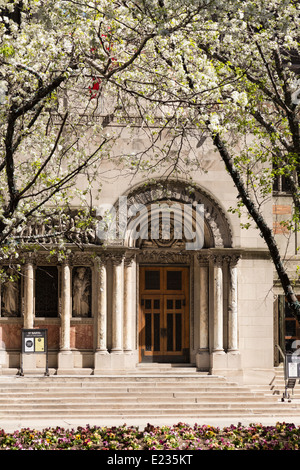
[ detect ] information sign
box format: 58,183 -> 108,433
285,353 -> 300,379
20,329 -> 49,376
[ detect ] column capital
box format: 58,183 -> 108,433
222,253 -> 240,267
228,254 -> 240,267
210,254 -> 224,266
124,253 -> 136,267
93,253 -> 110,266
23,252 -> 37,265
197,252 -> 210,265
110,251 -> 125,266
59,255 -> 72,266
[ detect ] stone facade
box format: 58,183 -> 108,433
0,126 -> 294,386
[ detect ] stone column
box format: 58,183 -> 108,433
199,258 -> 209,350
23,259 -> 34,329
195,253 -> 209,370
209,254 -> 227,374
60,261 -> 71,351
228,255 -> 240,353
20,257 -> 36,373
58,260 -> 72,372
95,256 -> 108,353
212,255 -> 224,353
111,253 -> 124,354
94,255 -> 110,372
123,254 -> 136,354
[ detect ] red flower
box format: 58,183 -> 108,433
89,77 -> 102,99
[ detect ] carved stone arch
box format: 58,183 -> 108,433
113,180 -> 233,248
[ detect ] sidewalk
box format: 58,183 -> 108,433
2,415 -> 300,433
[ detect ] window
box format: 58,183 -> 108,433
35,266 -> 58,317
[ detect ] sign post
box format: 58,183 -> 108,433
282,353 -> 300,400
20,329 -> 49,376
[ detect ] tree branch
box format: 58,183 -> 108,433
210,127 -> 300,318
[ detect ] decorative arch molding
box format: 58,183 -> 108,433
117,180 -> 233,249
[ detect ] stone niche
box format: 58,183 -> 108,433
72,266 -> 92,318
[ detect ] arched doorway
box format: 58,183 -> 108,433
109,179 -> 235,367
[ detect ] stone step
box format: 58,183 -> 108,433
1,369 -> 300,422
0,395 -> 280,404
0,382 -> 253,390
0,389 -> 270,398
1,406 -> 300,419
0,383 -> 230,390
0,377 -> 232,383
0,375 -> 228,382
0,389 -> 266,397
0,401 -> 297,411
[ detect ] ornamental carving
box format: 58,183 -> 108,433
12,211 -> 98,246
122,180 -> 232,248
70,253 -> 94,266
138,250 -> 191,264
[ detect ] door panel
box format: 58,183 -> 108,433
139,267 -> 189,363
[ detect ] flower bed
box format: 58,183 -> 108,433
1,422 -> 300,450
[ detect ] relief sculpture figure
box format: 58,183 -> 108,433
72,267 -> 90,317
2,274 -> 19,317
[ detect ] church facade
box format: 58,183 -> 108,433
0,124 -> 297,386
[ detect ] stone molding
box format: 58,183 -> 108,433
122,180 -> 233,248
138,250 -> 191,264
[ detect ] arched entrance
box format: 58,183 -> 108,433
107,179 -> 238,369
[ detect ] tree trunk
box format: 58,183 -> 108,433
212,130 -> 300,319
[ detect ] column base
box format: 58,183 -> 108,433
57,350 -> 73,374
94,351 -> 138,374
0,350 -> 8,373
210,351 -> 243,382
195,349 -> 209,370
94,350 -> 111,372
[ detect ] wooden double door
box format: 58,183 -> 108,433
139,267 -> 189,363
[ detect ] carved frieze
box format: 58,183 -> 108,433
138,250 -> 191,264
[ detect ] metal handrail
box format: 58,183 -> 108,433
275,344 -> 285,362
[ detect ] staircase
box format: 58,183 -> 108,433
250,364 -> 300,401
1,364 -> 300,426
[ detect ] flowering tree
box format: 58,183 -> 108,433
194,0 -> 300,316
0,0 -> 108,267
81,0 -> 300,317
0,0 -> 213,271
1,0 -> 299,319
